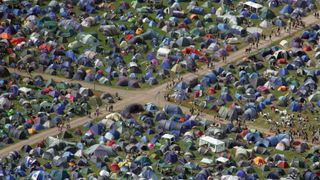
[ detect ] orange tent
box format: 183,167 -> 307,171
190,14 -> 198,20
277,86 -> 288,92
254,156 -> 266,165
0,32 -> 12,39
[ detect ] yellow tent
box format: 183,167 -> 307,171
27,128 -> 37,135
171,64 -> 182,73
135,28 -> 144,35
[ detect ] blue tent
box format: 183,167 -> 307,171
255,139 -> 270,147
240,10 -> 250,17
153,112 -> 166,122
161,59 -> 171,70
33,123 -> 44,131
217,23 -> 229,32
182,120 -> 196,130
164,151 -> 178,163
89,123 -> 105,135
266,133 -> 290,146
54,103 -> 65,115
244,132 -> 262,143
221,93 -> 233,101
250,13 -> 259,19
280,5 -> 293,14
279,67 -> 289,76
243,108 -> 257,120
266,172 -> 279,179
49,90 -> 60,98
236,170 -> 247,179
164,105 -> 183,115
175,82 -> 188,91
304,171 -> 318,180
290,101 -> 301,112
9,85 -> 19,96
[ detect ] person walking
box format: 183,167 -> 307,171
96,106 -> 100,117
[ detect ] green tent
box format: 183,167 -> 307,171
68,41 -> 82,49
43,21 -> 58,31
190,28 -> 205,37
45,79 -> 56,88
76,33 -> 99,46
56,82 -> 68,90
80,167 -> 93,176
260,8 -> 276,20
50,169 -> 70,180
85,144 -> 117,158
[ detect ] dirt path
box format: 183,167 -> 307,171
1,14 -> 319,157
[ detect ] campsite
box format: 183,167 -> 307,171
0,0 -> 318,89
1,103 -> 320,179
0,67 -> 118,148
1,0 -> 320,179
168,24 -> 320,143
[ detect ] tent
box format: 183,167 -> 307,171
0,97 -> 11,110
50,169 -> 69,180
176,37 -> 192,47
164,104 -> 183,115
84,144 -> 116,158
260,8 -> 276,20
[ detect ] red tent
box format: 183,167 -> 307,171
39,43 -> 53,51
10,37 -> 26,45
277,58 -> 287,64
182,47 -> 201,55
110,163 -> 120,172
106,140 -> 115,146
125,34 -> 134,41
277,161 -> 289,168
240,129 -> 249,137
257,86 -> 268,92
178,22 -> 188,29
303,45 -> 312,51
208,87 -> 216,94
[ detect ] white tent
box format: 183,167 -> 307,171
279,40 -> 288,48
0,97 -> 11,110
157,47 -> 171,60
19,87 -> 32,94
259,20 -> 272,28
